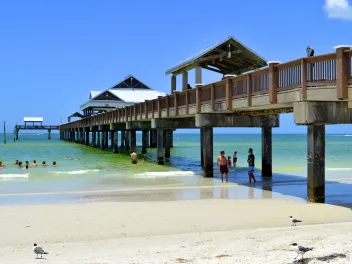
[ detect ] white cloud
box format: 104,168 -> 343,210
324,0 -> 352,20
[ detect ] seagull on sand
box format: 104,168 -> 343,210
291,243 -> 313,259
33,243 -> 48,258
290,216 -> 302,226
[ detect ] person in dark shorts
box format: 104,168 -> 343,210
233,151 -> 238,168
247,148 -> 257,183
216,150 -> 228,183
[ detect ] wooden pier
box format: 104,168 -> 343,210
14,117 -> 59,140
59,38 -> 352,203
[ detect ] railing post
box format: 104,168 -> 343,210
185,90 -> 189,115
151,100 -> 155,118
225,74 -> 235,109
210,84 -> 215,111
335,45 -> 351,100
196,83 -> 203,113
166,96 -> 170,117
134,104 -> 137,120
157,96 -> 162,118
174,91 -> 179,116
301,59 -> 307,101
139,103 -> 142,120
247,74 -> 252,107
268,61 -> 280,103
145,101 -> 148,119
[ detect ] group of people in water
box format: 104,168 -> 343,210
216,148 -> 256,183
0,160 -> 57,170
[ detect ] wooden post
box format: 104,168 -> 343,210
182,71 -> 188,91
268,61 -> 280,103
171,75 -> 176,94
210,84 -> 215,111
157,96 -> 162,118
174,91 -> 179,116
151,100 -> 155,118
166,96 -> 170,117
185,90 -> 189,115
144,101 -> 148,119
335,46 -> 351,100
247,74 -> 252,107
196,84 -> 203,113
139,103 -> 142,120
3,121 -> 6,144
225,75 -> 235,109
301,59 -> 307,101
195,66 -> 202,84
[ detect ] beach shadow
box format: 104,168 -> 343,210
291,253 -> 347,263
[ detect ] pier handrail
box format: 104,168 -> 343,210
60,47 -> 352,130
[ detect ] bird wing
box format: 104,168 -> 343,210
293,219 -> 302,222
298,246 -> 312,252
34,246 -> 45,254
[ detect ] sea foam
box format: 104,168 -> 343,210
327,168 -> 352,171
51,169 -> 99,175
134,171 -> 195,178
0,174 -> 29,179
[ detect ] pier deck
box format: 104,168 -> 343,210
60,45 -> 352,203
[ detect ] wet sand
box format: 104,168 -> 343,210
0,193 -> 351,263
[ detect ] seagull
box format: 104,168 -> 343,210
33,243 -> 48,258
291,243 -> 313,259
290,216 -> 302,226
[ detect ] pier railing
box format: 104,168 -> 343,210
15,125 -> 59,130
60,48 -> 352,129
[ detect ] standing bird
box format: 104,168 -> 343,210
33,243 -> 48,258
290,216 -> 302,226
291,243 -> 313,259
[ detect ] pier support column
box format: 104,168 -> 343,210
124,130 -> 130,150
92,131 -> 96,147
200,128 -> 204,165
165,129 -> 172,158
202,127 -> 213,177
157,129 -> 164,165
80,130 -> 84,144
48,129 -> 51,140
307,125 -> 325,203
142,130 -> 149,154
129,130 -> 136,153
104,131 -> 109,149
120,130 -> 125,148
170,130 -> 174,148
112,130 -> 118,153
150,130 -> 157,148
16,129 -> 19,140
97,132 -> 101,148
261,127 -> 272,177
85,129 -> 89,146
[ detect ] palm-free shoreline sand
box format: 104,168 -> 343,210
0,196 -> 351,263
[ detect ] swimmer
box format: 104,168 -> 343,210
18,161 -> 23,167
32,160 -> 37,167
130,151 -> 137,164
25,161 -> 29,166
23,165 -> 29,170
42,161 -> 47,167
65,156 -> 69,159
52,161 -> 56,167
14,160 -> 19,165
0,161 -> 4,168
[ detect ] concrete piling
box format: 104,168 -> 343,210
129,130 -> 136,153
202,127 -> 213,177
157,129 -> 164,164
307,125 -> 325,203
261,127 -> 272,177
142,130 -> 149,154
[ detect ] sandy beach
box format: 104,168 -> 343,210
0,195 -> 351,263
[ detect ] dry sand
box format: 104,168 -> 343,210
0,198 -> 351,263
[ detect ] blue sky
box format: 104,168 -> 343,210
0,0 -> 351,134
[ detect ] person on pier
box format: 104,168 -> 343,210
247,148 -> 256,183
216,151 -> 229,183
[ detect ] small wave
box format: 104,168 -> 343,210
0,174 -> 29,179
134,171 -> 195,178
327,168 -> 352,171
51,169 -> 99,175
344,135 -> 352,137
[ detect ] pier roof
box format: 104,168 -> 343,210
24,117 -> 43,122
165,36 -> 267,76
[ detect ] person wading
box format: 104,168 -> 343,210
216,150 -> 229,183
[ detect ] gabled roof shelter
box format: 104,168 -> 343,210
166,36 -> 267,76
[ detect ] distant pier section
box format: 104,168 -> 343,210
14,117 -> 59,140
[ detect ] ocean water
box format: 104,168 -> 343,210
0,133 -> 352,206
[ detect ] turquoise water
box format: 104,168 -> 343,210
0,133 -> 352,206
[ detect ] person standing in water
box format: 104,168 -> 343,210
247,148 -> 256,183
32,160 -> 37,167
42,161 -> 47,167
233,151 -> 238,168
52,161 -> 56,167
216,150 -> 228,183
130,151 -> 137,164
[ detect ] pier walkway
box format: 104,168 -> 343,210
60,43 -> 352,203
